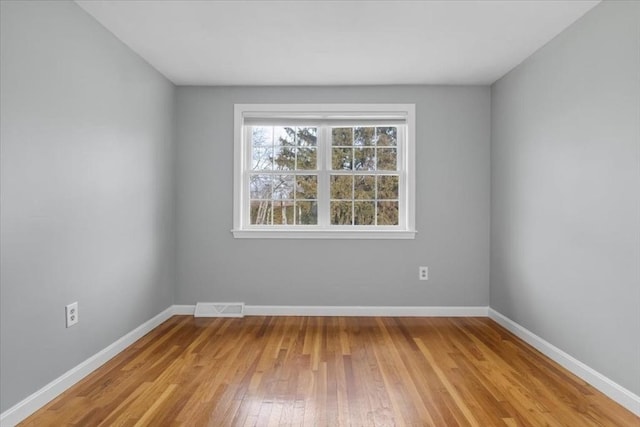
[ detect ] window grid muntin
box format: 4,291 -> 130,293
247,125 -> 320,226
330,126 -> 398,172
248,172 -> 319,226
244,122 -> 406,229
327,125 -> 402,226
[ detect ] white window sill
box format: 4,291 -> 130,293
231,229 -> 417,239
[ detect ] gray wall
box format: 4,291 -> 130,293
175,86 -> 490,306
0,1 -> 175,412
491,0 -> 640,396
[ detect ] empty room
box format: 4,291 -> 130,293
1,0 -> 638,425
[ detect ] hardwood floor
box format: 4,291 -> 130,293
20,316 -> 638,426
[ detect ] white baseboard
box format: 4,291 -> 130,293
244,305 -> 489,317
488,308 -> 640,417
172,304 -> 196,315
0,306 -> 177,427
170,305 -> 488,317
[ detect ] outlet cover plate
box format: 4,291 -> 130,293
66,302 -> 78,328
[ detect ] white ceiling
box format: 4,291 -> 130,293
75,0 -> 599,86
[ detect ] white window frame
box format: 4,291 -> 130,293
232,104 -> 416,239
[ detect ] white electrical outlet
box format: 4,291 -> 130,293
66,302 -> 78,328
419,266 -> 429,281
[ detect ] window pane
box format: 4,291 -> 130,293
251,127 -> 273,171
276,126 -> 296,146
332,128 -> 353,146
273,175 -> 295,199
250,174 -> 272,199
354,201 -> 375,225
376,127 -> 397,146
252,126 -> 273,146
296,147 -> 317,170
272,127 -> 295,170
274,146 -> 295,171
296,175 -> 317,199
332,148 -> 352,170
377,148 -> 397,170
377,201 -> 399,225
377,175 -> 399,199
272,200 -> 294,225
297,127 -> 317,147
354,175 -> 375,199
330,175 -> 353,199
295,201 -> 317,225
252,146 -> 273,171
353,147 -> 376,171
331,201 -> 352,225
250,200 -> 272,225
354,127 -> 375,146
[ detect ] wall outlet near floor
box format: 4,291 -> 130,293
419,266 -> 429,281
66,302 -> 78,328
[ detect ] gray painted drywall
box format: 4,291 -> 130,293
175,86 -> 490,306
491,0 -> 640,395
0,1 -> 175,412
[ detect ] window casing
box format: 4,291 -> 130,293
233,104 -> 416,239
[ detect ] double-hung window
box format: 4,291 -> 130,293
233,104 -> 416,239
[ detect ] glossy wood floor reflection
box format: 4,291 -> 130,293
21,316 -> 638,426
